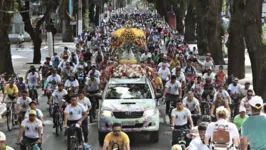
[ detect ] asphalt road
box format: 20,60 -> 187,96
0,89 -> 173,150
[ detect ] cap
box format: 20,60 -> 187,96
187,126 -> 199,138
171,144 -> 182,150
29,110 -> 37,115
249,96 -> 263,109
0,132 -> 6,141
239,106 -> 246,112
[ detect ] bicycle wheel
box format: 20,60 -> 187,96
59,113 -> 63,131
55,113 -> 60,136
70,137 -> 79,150
6,111 -> 12,131
49,104 -> 53,117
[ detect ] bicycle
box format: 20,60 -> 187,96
87,92 -> 99,123
54,103 -> 64,136
66,124 -> 82,150
171,128 -> 190,149
29,86 -> 38,104
16,141 -> 40,150
111,142 -> 120,150
5,97 -> 17,131
167,99 -> 176,126
16,42 -> 24,50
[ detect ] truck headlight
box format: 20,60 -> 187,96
144,109 -> 156,116
101,110 -> 113,117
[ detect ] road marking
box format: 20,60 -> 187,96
165,116 -> 170,125
12,55 -> 26,59
88,122 -> 97,126
43,120 -> 53,125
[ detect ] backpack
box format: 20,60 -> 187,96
213,124 -> 230,147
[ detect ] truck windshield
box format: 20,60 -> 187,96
105,84 -> 152,99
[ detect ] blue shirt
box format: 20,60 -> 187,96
241,115 -> 266,150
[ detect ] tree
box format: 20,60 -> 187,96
227,0 -> 245,79
0,0 -> 15,74
184,0 -> 196,41
60,0 -> 74,42
18,0 -> 59,64
171,0 -> 186,34
242,0 -> 266,101
206,0 -> 225,65
195,0 -> 209,54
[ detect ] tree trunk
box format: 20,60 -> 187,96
227,0 -> 245,79
242,0 -> 266,101
155,0 -> 167,19
184,0 -> 196,42
95,5 -> 100,26
196,0 -> 209,54
60,0 -> 74,42
89,3 -> 96,23
0,0 -> 15,74
207,0 -> 225,65
171,0 -> 186,34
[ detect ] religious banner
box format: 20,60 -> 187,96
167,11 -> 176,30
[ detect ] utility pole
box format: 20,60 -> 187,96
78,0 -> 82,36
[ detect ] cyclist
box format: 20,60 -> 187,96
170,100 -> 193,131
183,59 -> 197,84
182,91 -> 201,126
87,65 -> 101,80
15,77 -> 27,96
187,122 -> 209,150
17,110 -> 42,150
26,66 -> 39,101
162,75 -> 182,115
63,96 -> 88,149
77,91 -> 92,143
102,123 -> 130,150
233,107 -> 249,132
63,90 -> 74,104
16,90 -> 32,122
25,101 -> 44,124
75,66 -> 86,90
228,78 -> 242,97
2,78 -> 18,103
0,132 -> 14,150
86,73 -> 101,109
45,69 -> 62,103
51,83 -> 67,128
61,62 -> 74,82
204,106 -> 240,149
65,73 -> 79,93
240,89 -> 254,116
213,84 -> 231,103
158,63 -> 171,85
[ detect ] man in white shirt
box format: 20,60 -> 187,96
16,91 -> 32,121
158,63 -> 171,85
140,50 -> 152,62
214,84 -> 231,103
88,66 -> 101,80
45,69 -> 62,103
187,124 -> 209,150
183,91 -> 201,126
163,75 -> 182,114
197,56 -> 214,74
205,106 -> 240,149
240,89 -> 254,116
202,69 -> 215,84
26,67 -> 39,88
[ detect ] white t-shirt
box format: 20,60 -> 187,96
52,89 -> 68,103
182,97 -> 199,112
46,75 -> 62,90
171,108 -> 191,126
140,53 -> 152,61
165,80 -> 182,95
88,70 -> 101,79
228,84 -> 242,94
158,62 -> 170,68
27,72 -> 39,87
158,67 -> 171,80
64,103 -> 87,121
187,137 -> 209,150
86,78 -> 100,92
214,90 -> 230,102
64,79 -> 79,88
21,118 -> 42,139
205,119 -> 239,147
202,72 -> 215,84
77,97 -> 92,111
202,61 -> 214,70
17,97 -> 32,112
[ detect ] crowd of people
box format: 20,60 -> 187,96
0,5 -> 266,150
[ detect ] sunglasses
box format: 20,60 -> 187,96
247,94 -> 252,96
113,130 -> 121,133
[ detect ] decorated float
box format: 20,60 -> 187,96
101,27 -> 160,89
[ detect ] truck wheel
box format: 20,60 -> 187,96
98,131 -> 106,146
150,131 -> 159,143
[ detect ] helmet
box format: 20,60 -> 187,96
171,144 -> 182,150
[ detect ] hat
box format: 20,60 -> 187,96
0,132 -> 6,141
171,144 -> 182,150
249,96 -> 263,109
239,106 -> 246,112
187,126 -> 199,138
29,110 -> 37,115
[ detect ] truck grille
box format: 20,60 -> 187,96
113,111 -> 144,118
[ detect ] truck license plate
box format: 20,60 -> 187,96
121,121 -> 135,126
